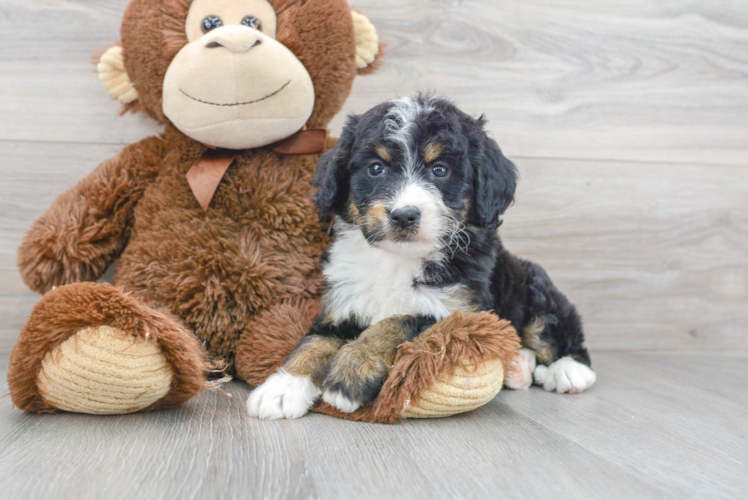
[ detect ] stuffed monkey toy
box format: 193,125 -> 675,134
7,0 -> 519,423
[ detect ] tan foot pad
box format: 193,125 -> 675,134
36,326 -> 173,415
399,357 -> 504,419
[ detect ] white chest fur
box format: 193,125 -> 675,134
322,224 -> 466,326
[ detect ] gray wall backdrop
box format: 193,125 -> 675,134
1,0 -> 746,353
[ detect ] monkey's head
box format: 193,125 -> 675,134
97,0 -> 381,149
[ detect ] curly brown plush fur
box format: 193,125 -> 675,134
16,124 -> 330,366
17,137 -> 166,292
10,0 -> 376,413
112,127 -> 330,363
235,297 -> 321,386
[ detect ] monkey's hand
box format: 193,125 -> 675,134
18,137 -> 165,293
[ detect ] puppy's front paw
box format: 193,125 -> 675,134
533,357 -> 596,394
505,348 -> 537,390
246,370 -> 321,419
322,344 -> 389,413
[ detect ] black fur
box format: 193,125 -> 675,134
323,369 -> 385,409
314,94 -> 592,371
472,133 -> 517,229
314,114 -> 359,220
307,316 -> 365,341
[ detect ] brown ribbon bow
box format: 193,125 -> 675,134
186,128 -> 328,211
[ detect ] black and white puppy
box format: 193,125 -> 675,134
247,95 -> 595,419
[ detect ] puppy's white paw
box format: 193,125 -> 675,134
505,348 -> 537,390
322,389 -> 362,413
246,370 -> 320,419
533,357 -> 596,394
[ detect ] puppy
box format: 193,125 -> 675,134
247,95 -> 596,419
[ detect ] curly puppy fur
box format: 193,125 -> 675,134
284,334 -> 344,387
321,316 -> 419,407
251,95 -> 592,420
314,94 -> 592,370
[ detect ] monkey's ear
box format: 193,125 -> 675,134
313,115 -> 359,220
471,133 -> 518,230
351,12 -> 382,75
97,45 -> 139,104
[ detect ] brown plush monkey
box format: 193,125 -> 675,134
7,0 -> 519,422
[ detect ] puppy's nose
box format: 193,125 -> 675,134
203,26 -> 262,53
389,207 -> 421,230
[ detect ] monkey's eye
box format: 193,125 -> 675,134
368,164 -> 385,177
431,165 -> 449,178
241,16 -> 262,31
202,16 -> 223,33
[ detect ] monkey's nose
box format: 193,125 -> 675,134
202,27 -> 262,53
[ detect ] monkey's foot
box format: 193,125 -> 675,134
8,283 -> 209,414
36,325 -> 173,414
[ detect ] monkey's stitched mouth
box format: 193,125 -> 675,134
180,80 -> 291,107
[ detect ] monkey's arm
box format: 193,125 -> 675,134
18,136 -> 166,293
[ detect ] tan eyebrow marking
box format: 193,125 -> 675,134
375,145 -> 391,162
424,142 -> 443,163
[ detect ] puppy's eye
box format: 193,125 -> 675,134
202,16 -> 223,33
431,165 -> 449,178
241,16 -> 262,31
368,164 -> 385,177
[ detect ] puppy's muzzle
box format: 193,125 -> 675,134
389,206 -> 421,231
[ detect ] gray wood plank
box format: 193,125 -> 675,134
1,0 -> 748,165
337,0 -> 748,166
0,141 -> 124,353
501,157 -> 748,351
2,352 -> 747,500
0,0 -> 162,145
504,351 -> 748,500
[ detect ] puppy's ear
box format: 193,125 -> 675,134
472,131 -> 518,229
313,115 -> 359,220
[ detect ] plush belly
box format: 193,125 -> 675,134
113,149 -> 328,357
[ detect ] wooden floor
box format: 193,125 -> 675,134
1,0 -> 747,499
1,351 -> 747,500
